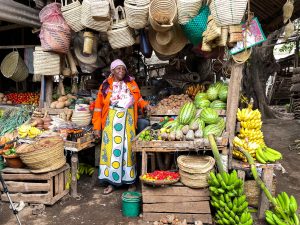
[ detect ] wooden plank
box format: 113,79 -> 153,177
258,167 -> 274,219
1,167 -> 31,174
141,151 -> 148,174
142,185 -> 210,197
143,212 -> 212,224
54,174 -> 59,195
143,195 -> 210,203
1,193 -> 50,204
0,181 -> 50,192
48,189 -> 69,205
143,201 -> 211,213
58,172 -> 64,194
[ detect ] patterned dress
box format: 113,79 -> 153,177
98,81 -> 136,186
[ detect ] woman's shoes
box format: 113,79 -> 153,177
103,185 -> 114,195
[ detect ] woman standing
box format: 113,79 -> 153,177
92,59 -> 151,194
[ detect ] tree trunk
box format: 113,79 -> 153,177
242,30 -> 282,119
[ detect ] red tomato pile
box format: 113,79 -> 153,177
6,92 -> 40,105
141,171 -> 180,181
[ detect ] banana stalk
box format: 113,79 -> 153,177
208,134 -> 225,173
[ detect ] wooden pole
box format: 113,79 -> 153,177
39,75 -> 45,108
226,63 -> 243,139
295,39 -> 299,67
71,153 -> 78,198
45,76 -> 53,108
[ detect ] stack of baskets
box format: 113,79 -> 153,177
0,51 -> 29,82
61,0 -> 84,32
124,0 -> 150,29
71,104 -> 92,126
107,6 -> 135,49
177,155 -> 215,188
33,47 -> 61,75
16,136 -> 66,173
229,25 -> 243,44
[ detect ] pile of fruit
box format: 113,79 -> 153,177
5,92 -> 40,105
18,125 -> 42,139
209,171 -> 253,225
185,83 -> 206,99
50,94 -> 77,109
3,147 -> 17,156
153,94 -> 191,114
194,82 -> 228,110
265,192 -> 299,225
233,103 -> 283,163
141,171 -> 180,181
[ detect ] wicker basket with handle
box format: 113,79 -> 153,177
124,0 -> 149,29
61,0 -> 84,32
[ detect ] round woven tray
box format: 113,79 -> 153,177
139,176 -> 179,186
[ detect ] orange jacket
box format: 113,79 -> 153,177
92,76 -> 148,130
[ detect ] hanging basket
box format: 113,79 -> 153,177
107,6 -> 135,49
81,0 -> 111,32
1,51 -> 29,82
149,0 -> 177,32
33,47 -> 61,75
177,0 -> 203,25
210,0 -> 248,26
61,0 -> 84,32
91,0 -> 111,20
124,1 -> 149,29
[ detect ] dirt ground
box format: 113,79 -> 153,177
0,119 -> 299,225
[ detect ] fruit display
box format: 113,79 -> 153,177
194,82 -> 228,110
50,94 -> 77,109
4,92 -> 40,105
255,145 -> 283,164
0,106 -> 31,136
152,94 -> 192,115
185,83 -> 206,99
140,171 -> 180,181
239,149 -> 300,225
18,125 -> 43,139
209,171 -> 253,225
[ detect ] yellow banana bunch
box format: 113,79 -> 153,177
185,84 -> 206,98
239,128 -> 264,141
240,119 -> 262,129
233,137 -> 258,161
18,125 -> 42,139
237,108 -> 261,121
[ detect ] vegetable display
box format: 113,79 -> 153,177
141,171 -> 180,181
5,92 -> 40,105
153,94 -> 192,114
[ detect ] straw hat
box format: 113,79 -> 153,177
73,32 -> 98,65
149,24 -> 187,56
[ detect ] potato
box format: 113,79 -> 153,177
56,102 -> 65,109
50,101 -> 58,109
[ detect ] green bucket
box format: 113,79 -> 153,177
122,191 -> 142,217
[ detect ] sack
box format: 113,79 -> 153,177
182,5 -> 209,46
140,29 -> 152,58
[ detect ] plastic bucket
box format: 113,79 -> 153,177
122,191 -> 142,217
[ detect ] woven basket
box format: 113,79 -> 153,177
91,0 -> 110,20
124,1 -> 149,29
1,51 -> 29,82
81,0 -> 111,32
229,24 -> 242,33
210,0 -> 248,26
229,32 -> 243,43
203,15 -> 221,43
16,136 -> 66,173
177,0 -> 203,25
61,0 -> 84,32
201,41 -> 212,52
216,27 -> 229,47
177,155 -> 215,174
107,6 -> 135,49
33,47 -> 61,75
179,169 -> 212,188
126,0 -> 150,6
149,0 -> 177,32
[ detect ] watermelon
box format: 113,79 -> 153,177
178,102 -> 196,125
194,92 -> 207,102
210,100 -> 226,110
203,124 -> 223,138
216,118 -> 226,131
194,99 -> 211,109
200,108 -> 219,124
163,120 -> 179,129
206,86 -> 219,101
218,86 -> 228,102
211,81 -> 225,92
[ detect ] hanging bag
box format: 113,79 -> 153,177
107,6 -> 135,49
124,0 -> 150,29
181,5 -> 210,46
140,29 -> 152,58
177,0 -> 203,25
91,0 -> 110,20
61,0 -> 84,32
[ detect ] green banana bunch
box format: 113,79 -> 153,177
256,146 -> 283,164
209,171 -> 253,225
265,192 -> 299,225
78,163 -> 95,176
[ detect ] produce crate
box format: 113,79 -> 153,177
0,164 -> 70,205
132,127 -> 229,152
64,133 -> 94,151
142,182 -> 212,224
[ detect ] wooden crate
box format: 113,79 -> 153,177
64,133 -> 94,151
142,182 -> 212,224
0,164 -> 70,205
